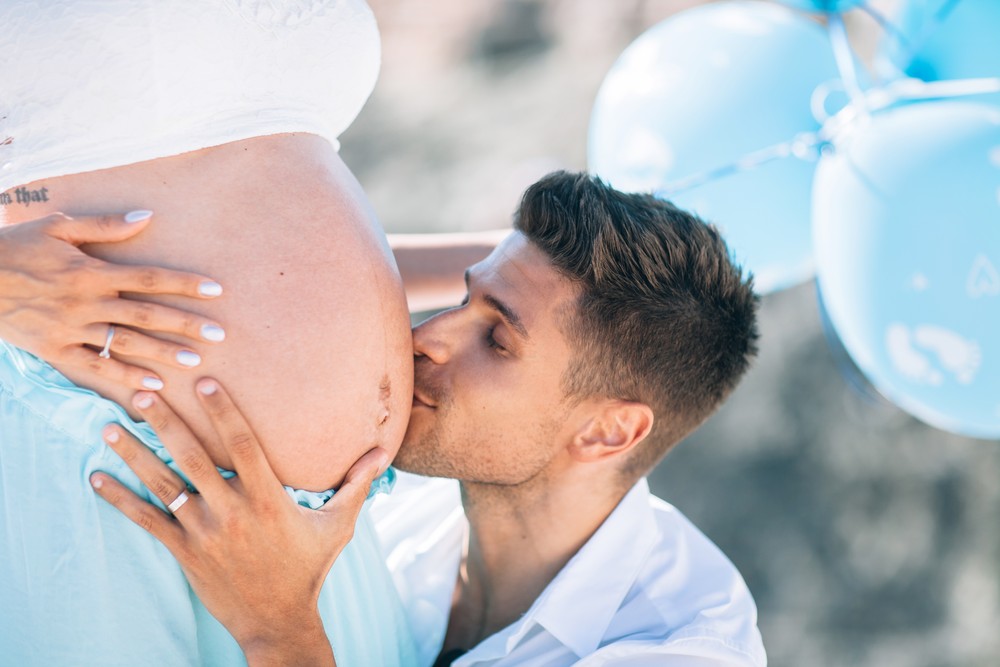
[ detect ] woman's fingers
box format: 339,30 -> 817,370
90,472 -> 185,549
317,447 -> 390,550
35,210 -> 223,302
128,392 -> 233,501
195,379 -> 285,499
104,263 -> 224,302
4,209 -> 226,377
84,322 -> 207,371
99,424 -> 192,514
60,345 -> 167,392
100,298 -> 225,346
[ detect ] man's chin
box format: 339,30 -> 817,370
389,458 -> 427,475
391,456 -> 449,478
393,441 -> 458,480
393,433 -> 435,476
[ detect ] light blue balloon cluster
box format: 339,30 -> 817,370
588,1 -> 839,293
588,0 -> 1000,439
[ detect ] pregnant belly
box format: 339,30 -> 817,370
2,134 -> 413,491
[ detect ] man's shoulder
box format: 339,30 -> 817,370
598,484 -> 765,666
641,489 -> 746,579
643,491 -> 738,574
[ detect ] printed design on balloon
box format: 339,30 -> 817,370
886,323 -> 981,386
966,255 -> 1000,298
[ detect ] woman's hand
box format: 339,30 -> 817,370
90,378 -> 389,667
0,211 -> 226,391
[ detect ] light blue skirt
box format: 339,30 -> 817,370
0,340 -> 418,666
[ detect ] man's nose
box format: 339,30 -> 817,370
412,308 -> 459,364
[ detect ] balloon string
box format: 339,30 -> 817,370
653,73 -> 998,198
654,1 -> 993,199
814,76 -> 1000,148
654,133 -> 818,196
865,77 -> 1000,111
827,13 -> 868,116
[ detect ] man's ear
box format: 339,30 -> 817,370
568,400 -> 654,463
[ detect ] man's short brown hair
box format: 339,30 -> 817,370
514,171 -> 759,480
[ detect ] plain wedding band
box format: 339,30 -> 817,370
98,324 -> 116,359
166,491 -> 190,514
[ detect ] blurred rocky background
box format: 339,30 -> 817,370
340,1 -> 1000,666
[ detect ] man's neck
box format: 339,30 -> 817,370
441,470 -> 629,653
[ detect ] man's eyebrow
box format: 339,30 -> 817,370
464,268 -> 530,341
484,294 -> 529,340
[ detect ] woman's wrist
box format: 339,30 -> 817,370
240,615 -> 335,667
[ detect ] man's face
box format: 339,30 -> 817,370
394,232 -> 581,484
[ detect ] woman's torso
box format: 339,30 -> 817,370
3,134 -> 414,491
0,0 -> 412,491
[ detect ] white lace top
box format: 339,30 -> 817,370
0,0 -> 380,192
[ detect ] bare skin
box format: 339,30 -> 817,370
1,133 -> 413,491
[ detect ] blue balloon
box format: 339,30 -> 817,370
813,101 -> 1000,439
776,0 -> 864,13
588,1 -> 840,293
877,0 -> 1000,104
817,285 -> 891,407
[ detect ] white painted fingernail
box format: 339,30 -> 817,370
198,281 -> 223,297
134,393 -> 155,410
91,475 -> 104,489
176,350 -> 201,367
124,210 -> 153,224
142,377 -> 165,391
201,324 -> 226,342
198,380 -> 218,396
103,427 -> 120,444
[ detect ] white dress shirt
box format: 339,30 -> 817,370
371,472 -> 767,667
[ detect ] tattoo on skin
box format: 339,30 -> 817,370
0,186 -> 49,207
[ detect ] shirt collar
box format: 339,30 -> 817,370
483,478 -> 659,659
